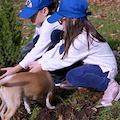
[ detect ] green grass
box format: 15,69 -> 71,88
91,102 -> 120,120
88,3 -> 120,50
29,105 -> 40,120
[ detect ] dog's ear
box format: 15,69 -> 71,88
0,69 -> 6,76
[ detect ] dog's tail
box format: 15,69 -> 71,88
0,74 -> 16,86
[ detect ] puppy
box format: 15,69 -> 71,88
0,71 -> 55,120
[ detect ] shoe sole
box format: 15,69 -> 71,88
60,86 -> 77,90
95,102 -> 112,108
55,83 -> 61,87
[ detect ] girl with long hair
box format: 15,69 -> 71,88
29,0 -> 120,107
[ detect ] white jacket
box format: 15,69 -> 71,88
19,16 -> 63,68
38,30 -> 118,79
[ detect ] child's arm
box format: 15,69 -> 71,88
38,35 -> 88,71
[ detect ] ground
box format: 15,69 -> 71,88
12,88 -> 102,120
34,88 -> 102,120
0,68 -> 120,120
12,87 -> 120,120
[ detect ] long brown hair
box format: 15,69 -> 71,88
48,0 -> 59,15
62,17 -> 106,58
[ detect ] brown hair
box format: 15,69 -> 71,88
47,0 -> 59,15
62,17 -> 106,58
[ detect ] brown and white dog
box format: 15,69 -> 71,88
0,71 -> 55,120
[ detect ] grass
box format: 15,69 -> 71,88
14,0 -> 120,119
29,105 -> 40,120
91,103 -> 120,120
88,1 -> 120,50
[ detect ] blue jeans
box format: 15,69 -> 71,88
21,34 -> 40,56
66,64 -> 110,91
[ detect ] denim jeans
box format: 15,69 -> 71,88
66,64 -> 110,91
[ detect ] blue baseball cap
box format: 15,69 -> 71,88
19,0 -> 53,18
48,0 -> 91,23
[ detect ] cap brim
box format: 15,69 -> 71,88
47,12 -> 63,23
18,7 -> 38,18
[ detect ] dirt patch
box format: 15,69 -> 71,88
0,86 -> 120,120
34,88 -> 120,120
34,88 -> 102,120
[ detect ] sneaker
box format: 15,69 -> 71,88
97,79 -> 119,108
95,102 -> 112,109
51,74 -> 65,87
55,83 -> 61,87
60,80 -> 77,90
115,85 -> 120,101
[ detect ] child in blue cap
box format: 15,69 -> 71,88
27,0 -> 120,107
0,0 -> 64,82
18,0 -> 63,58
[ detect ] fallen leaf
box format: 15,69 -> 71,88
58,115 -> 63,120
93,95 -> 97,100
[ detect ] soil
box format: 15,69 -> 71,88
33,88 -> 102,120
12,87 -> 120,120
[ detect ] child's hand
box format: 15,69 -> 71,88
0,65 -> 23,79
29,61 -> 43,73
0,67 -> 16,79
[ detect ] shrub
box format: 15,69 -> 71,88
0,0 -> 22,67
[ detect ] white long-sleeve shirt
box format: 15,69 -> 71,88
19,16 -> 63,68
38,30 -> 118,79
33,24 -> 41,38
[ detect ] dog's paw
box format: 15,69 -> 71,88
28,111 -> 31,114
26,108 -> 31,114
48,105 -> 55,109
